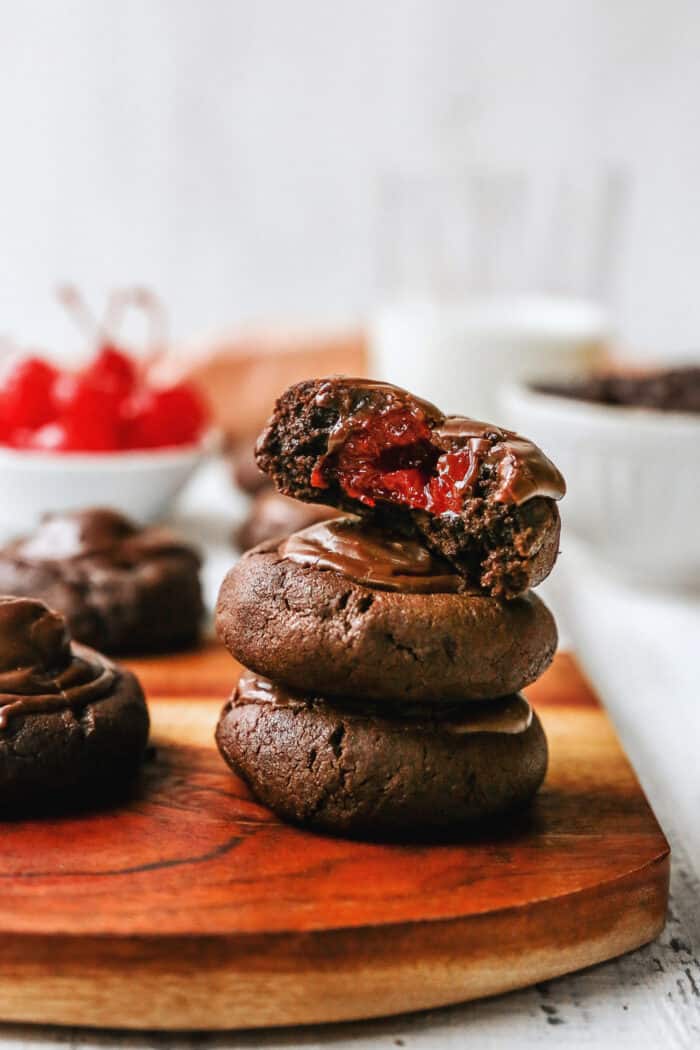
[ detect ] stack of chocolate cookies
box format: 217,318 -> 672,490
216,378 -> 565,838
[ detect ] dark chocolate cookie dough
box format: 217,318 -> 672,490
0,509 -> 203,654
217,519 -> 557,703
0,597 -> 149,811
216,670 -> 548,836
255,378 -> 565,598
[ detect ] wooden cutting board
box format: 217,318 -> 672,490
0,644 -> 668,1031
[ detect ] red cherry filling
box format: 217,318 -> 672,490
312,407 -> 481,515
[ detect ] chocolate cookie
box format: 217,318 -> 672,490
234,489 -> 341,551
216,670 -> 548,836
217,518 -> 557,702
0,509 -> 203,654
0,597 -> 149,811
255,378 -> 565,598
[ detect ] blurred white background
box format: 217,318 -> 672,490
0,0 -> 699,357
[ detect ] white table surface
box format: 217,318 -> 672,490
2,461 -> 699,1050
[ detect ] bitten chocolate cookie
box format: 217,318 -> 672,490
216,670 -> 548,836
256,378 -> 565,598
217,518 -> 557,703
0,597 -> 149,811
234,489 -> 341,551
0,509 -> 203,654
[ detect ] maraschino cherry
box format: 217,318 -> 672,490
0,289 -> 209,453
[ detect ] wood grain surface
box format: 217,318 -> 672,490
0,645 -> 669,1031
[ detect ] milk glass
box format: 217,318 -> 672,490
371,168 -> 626,419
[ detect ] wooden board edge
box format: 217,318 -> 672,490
0,852 -> 669,1031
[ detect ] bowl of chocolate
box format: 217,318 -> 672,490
502,365 -> 700,588
215,377 -> 565,839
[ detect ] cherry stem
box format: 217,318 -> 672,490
56,286 -> 168,374
103,288 -> 168,360
56,285 -> 107,346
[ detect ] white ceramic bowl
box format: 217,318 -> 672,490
371,295 -> 608,420
0,441 -> 209,538
501,382 -> 700,589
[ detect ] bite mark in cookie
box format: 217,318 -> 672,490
256,378 -> 565,597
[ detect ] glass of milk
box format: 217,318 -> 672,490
371,168 -> 623,419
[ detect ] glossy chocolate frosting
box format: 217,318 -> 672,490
235,669 -> 532,734
434,417 -> 566,505
312,377 -> 565,507
12,508 -> 199,566
314,377 -> 443,448
234,670 -> 306,710
278,517 -> 463,593
0,597 -> 116,729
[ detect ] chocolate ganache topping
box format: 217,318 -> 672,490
433,417 -> 566,505
278,517 -> 464,593
0,597 -> 116,729
314,378 -> 443,439
234,670 -> 306,711
235,669 -> 532,735
12,508 -> 199,566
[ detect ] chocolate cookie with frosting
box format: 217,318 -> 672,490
0,509 -> 204,654
216,669 -> 547,836
216,518 -> 557,703
256,378 -> 566,598
0,597 -> 149,810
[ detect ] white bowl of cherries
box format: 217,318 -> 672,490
0,342 -> 211,535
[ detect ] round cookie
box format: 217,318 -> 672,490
0,597 -> 150,811
216,671 -> 548,837
216,519 -> 557,703
0,508 -> 203,654
255,377 -> 566,599
234,489 -> 341,551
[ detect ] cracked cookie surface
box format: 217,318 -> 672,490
215,534 -> 557,703
216,670 -> 547,836
0,674 -> 150,811
0,508 -> 203,655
